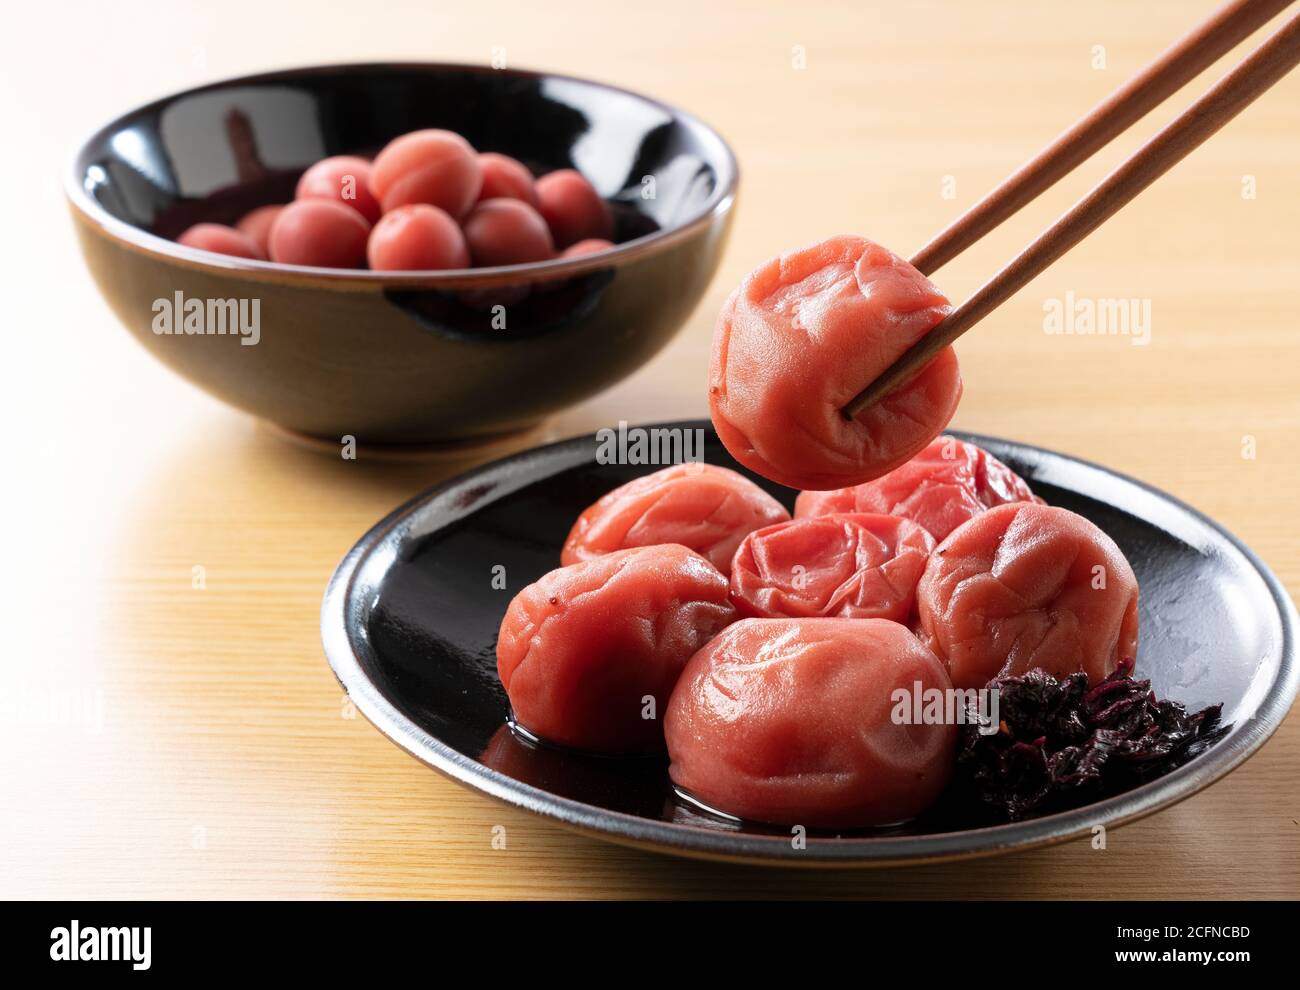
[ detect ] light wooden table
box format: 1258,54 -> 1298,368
4,0 -> 1297,898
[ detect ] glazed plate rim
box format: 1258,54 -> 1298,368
321,421 -> 1299,867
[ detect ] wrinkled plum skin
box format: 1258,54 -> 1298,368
666,617 -> 956,828
562,463 -> 789,576
496,545 -> 736,754
709,236 -> 962,492
795,435 -> 1041,542
728,513 -> 934,621
917,502 -> 1140,690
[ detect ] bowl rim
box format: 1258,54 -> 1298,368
65,60 -> 740,286
320,421 -> 1300,866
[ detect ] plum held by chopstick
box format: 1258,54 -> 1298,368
709,236 -> 962,492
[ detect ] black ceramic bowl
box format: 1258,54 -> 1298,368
67,63 -> 738,447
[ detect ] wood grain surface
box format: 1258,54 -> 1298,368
2,0 -> 1297,898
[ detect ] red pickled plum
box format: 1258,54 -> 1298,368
177,223 -> 263,260
476,152 -> 539,207
295,155 -> 382,223
561,238 -> 615,258
795,435 -> 1041,542
729,513 -> 934,621
367,204 -> 469,271
370,129 -> 481,219
496,545 -> 736,753
536,169 -> 612,249
709,236 -> 962,491
463,198 -> 554,267
268,200 -> 370,268
561,463 -> 789,576
916,502 -> 1140,690
234,206 -> 283,257
665,618 -> 956,828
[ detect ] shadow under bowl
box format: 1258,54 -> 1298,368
67,62 -> 738,445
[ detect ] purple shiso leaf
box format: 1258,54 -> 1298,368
954,659 -> 1230,822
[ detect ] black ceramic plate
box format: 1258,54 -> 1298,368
322,422 -> 1298,866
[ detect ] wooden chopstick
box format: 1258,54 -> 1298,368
843,8 -> 1300,420
910,0 -> 1294,276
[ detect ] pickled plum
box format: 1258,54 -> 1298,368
174,131 -> 625,271
367,204 -> 469,271
561,238 -> 615,258
536,169 -> 612,249
295,155 -> 382,223
234,205 -> 283,257
561,463 -> 789,576
462,198 -> 555,267
496,544 -> 736,753
177,223 -> 263,260
268,200 -> 370,268
795,436 -> 1041,542
370,129 -> 482,219
916,502 -> 1140,690
729,513 -> 934,621
476,152 -> 539,206
709,236 -> 963,491
665,618 -> 956,827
